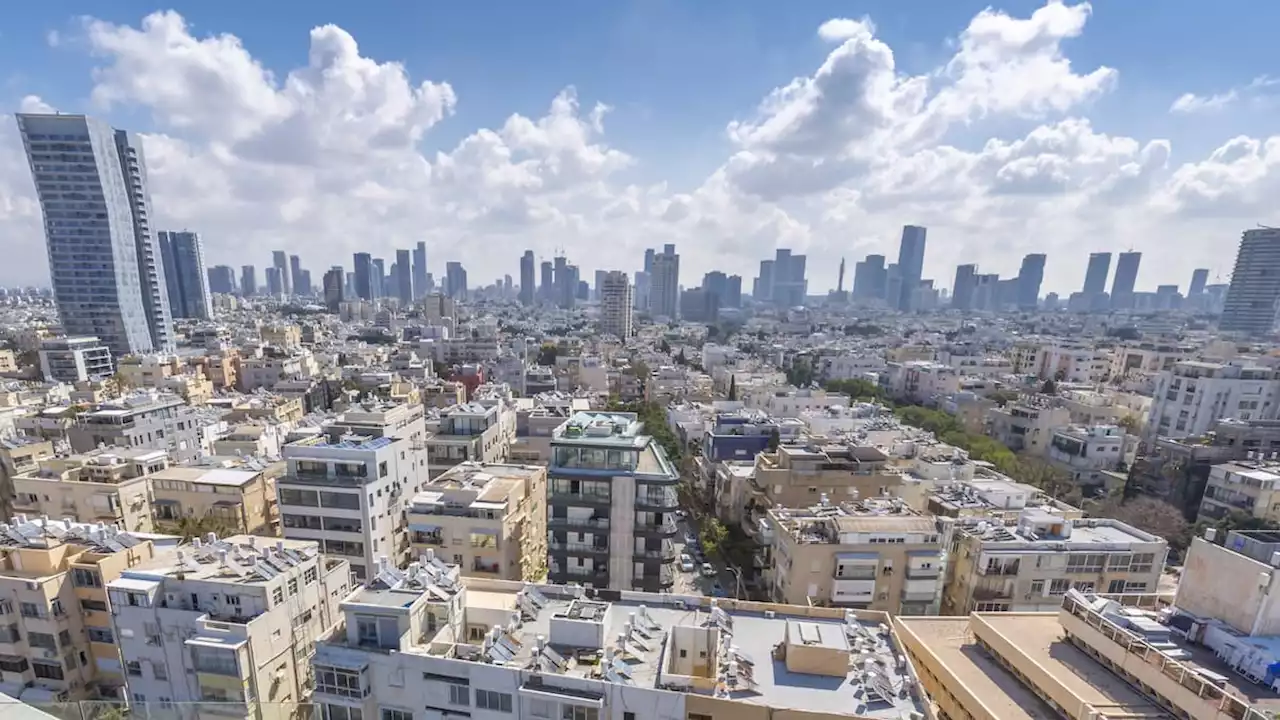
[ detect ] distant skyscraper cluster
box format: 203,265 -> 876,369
849,226 -> 933,311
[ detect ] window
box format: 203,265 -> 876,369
562,707 -> 598,720
0,657 -> 27,673
153,664 -> 168,680
305,567 -> 318,584
529,701 -> 553,719
322,706 -> 363,720
279,489 -> 320,507
323,517 -> 363,533
1124,581 -> 1149,592
28,632 -> 57,651
190,646 -> 238,676
1130,553 -> 1156,573
382,710 -> 413,720
1065,553 -> 1105,573
288,578 -> 299,596
1108,579 -> 1127,593
475,690 -> 512,713
1048,579 -> 1071,596
1029,579 -> 1044,596
126,661 -> 143,677
32,661 -> 63,681
283,514 -> 323,530
272,587 -> 284,605
72,568 -> 102,588
81,599 -> 108,612
1108,554 -> 1132,571
19,602 -> 41,618
449,683 -> 469,706
316,666 -> 368,699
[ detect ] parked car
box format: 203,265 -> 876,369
684,532 -> 698,546
674,509 -> 688,521
710,582 -> 726,597
701,562 -> 716,578
679,554 -> 695,572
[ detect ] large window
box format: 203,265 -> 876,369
448,683 -> 469,706
190,646 -> 238,676
354,615 -> 400,650
324,539 -> 365,557
562,707 -> 598,720
72,568 -> 102,588
283,514 -> 323,530
322,705 -> 362,720
87,626 -> 114,644
381,710 -> 413,720
315,666 -> 368,699
323,517 -> 363,533
319,492 -> 361,510
475,690 -> 512,713
279,489 -> 319,507
32,661 -> 63,681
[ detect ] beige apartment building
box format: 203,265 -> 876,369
149,462 -> 279,535
12,448 -> 166,533
406,461 -> 547,580
0,517 -> 176,702
109,536 -> 350,719
0,437 -> 55,519
1197,457 -> 1280,525
761,496 -> 944,614
942,507 -> 1168,614
425,402 -> 513,478
752,442 -> 904,509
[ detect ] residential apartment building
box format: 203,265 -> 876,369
1033,343 -> 1111,383
310,571 -> 928,720
751,443 -> 903,510
1148,359 -> 1280,439
37,337 -> 114,383
0,437 -> 55,520
598,270 -> 633,338
426,403 -> 512,479
0,518 -> 177,703
941,508 -> 1167,614
760,496 -> 944,614
279,423 -> 418,581
900,529 -> 1280,720
406,462 -> 547,581
67,391 -> 221,463
924,475 -> 1081,522
1046,424 -> 1130,486
547,411 -> 680,592
149,463 -> 279,535
12,448 -> 166,532
108,536 -> 350,716
742,387 -> 851,417
986,396 -> 1071,455
1197,457 -> 1280,524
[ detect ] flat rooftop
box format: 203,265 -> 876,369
150,466 -> 260,487
117,534 -> 319,585
409,462 -> 541,508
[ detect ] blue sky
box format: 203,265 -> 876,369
1,1 -> 1277,292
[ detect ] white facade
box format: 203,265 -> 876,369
598,271 -> 633,339
38,336 -> 114,383
1047,425 -> 1127,482
1148,359 -> 1280,439
1035,343 -> 1112,384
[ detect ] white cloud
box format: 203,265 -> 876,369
0,2 -> 1276,294
1170,76 -> 1279,114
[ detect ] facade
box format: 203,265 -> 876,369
109,536 -> 349,716
38,337 -> 113,383
395,248 -> 413,303
0,518 -> 177,703
67,392 -> 215,463
1082,250 -> 1111,294
896,225 -> 927,310
413,242 -> 428,300
157,230 -> 213,320
311,570 -> 928,720
12,447 -> 166,532
353,253 -> 373,301
1110,250 -> 1142,310
750,443 -> 902,510
941,508 -> 1167,614
547,412 -> 680,592
598,271 -> 633,338
650,247 -> 680,318
1015,253 -> 1045,309
207,265 -> 236,295
761,497 -> 944,614
406,462 -> 547,580
1046,424 -> 1128,484
1148,359 -> 1280,439
1221,227 -> 1280,335
1197,458 -> 1280,524
240,265 -> 257,297
149,463 -> 279,535
272,249 -> 291,295
16,113 -> 172,357
426,403 -> 513,479
518,250 -> 535,306
323,267 -> 344,311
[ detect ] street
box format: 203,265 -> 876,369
672,513 -> 747,599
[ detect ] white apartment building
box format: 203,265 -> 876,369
986,397 -> 1071,455
1033,343 -> 1111,384
309,568 -> 928,720
1148,359 -> 1280,439
742,387 -> 852,417
885,361 -> 959,405
819,353 -> 886,382
426,403 -> 513,479
108,536 -> 349,715
38,337 -> 114,383
280,429 -> 417,581
598,271 -> 633,339
1047,424 -> 1130,485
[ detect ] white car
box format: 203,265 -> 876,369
701,562 -> 716,578
679,554 -> 695,572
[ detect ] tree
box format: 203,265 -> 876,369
659,339 -> 672,354
1094,496 -> 1188,544
727,375 -> 738,401
536,343 -> 559,366
1040,379 -> 1057,395
767,427 -> 781,451
161,515 -> 238,542
700,518 -> 729,558
1117,414 -> 1141,435
1011,455 -> 1075,501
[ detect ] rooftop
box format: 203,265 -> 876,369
553,411 -> 644,446
408,462 -> 541,510
769,497 -> 938,545
149,466 -> 261,488
956,508 -> 1162,548
289,433 -> 395,452
0,516 -> 175,554
116,534 -> 320,586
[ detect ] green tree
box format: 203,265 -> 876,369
659,339 -> 672,354
700,518 -> 729,557
824,378 -> 883,402
1041,379 -> 1057,395
161,515 -> 238,542
767,427 -> 781,451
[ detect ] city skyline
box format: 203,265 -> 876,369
0,2 -> 1274,295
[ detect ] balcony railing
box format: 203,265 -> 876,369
980,562 -> 1020,576
548,489 -> 611,505
548,541 -> 608,554
547,517 -> 610,530
635,517 -> 678,535
634,544 -> 676,561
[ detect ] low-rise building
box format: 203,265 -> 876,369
310,570 -> 930,720
149,463 -> 279,535
426,403 -> 512,478
406,462 -> 547,581
0,517 -> 177,702
1148,359 -> 1280,439
12,448 -> 165,532
986,395 -> 1071,455
752,442 -> 903,510
109,536 -> 350,718
761,496 -> 944,614
941,508 -> 1168,614
1047,424 -> 1130,486
38,337 -> 113,383
67,392 -> 224,463
1198,457 -> 1280,524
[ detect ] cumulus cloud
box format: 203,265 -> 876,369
1170,76 -> 1279,115
0,2 -> 1275,293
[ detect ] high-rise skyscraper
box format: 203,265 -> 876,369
519,251 -> 535,306
599,271 -> 633,338
725,276 -> 742,308
754,259 -> 776,301
323,266 -> 344,312
651,246 -> 680,318
353,252 -> 373,300
1016,254 -> 1046,310
371,258 -> 386,299
157,231 -> 212,320
241,265 -> 257,297
1188,268 -> 1210,297
553,256 -> 575,309
265,266 -> 283,296
272,250 -> 291,296
1083,252 -> 1111,295
644,248 -> 655,274
770,249 -> 807,307
896,225 -> 928,311
836,258 -> 846,295
445,262 -> 468,299
395,248 -> 413,304
1220,229 -> 1280,335
17,113 -> 175,356
207,265 -> 236,295
1111,252 -> 1142,310
703,271 -> 728,308
288,255 -> 303,296
594,270 -> 608,301
297,269 -> 312,296
853,255 -> 887,301
539,261 -> 554,302
952,264 -> 978,310
412,242 -> 428,299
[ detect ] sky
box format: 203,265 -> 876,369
1,0 -> 1278,296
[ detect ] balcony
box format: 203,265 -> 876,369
979,561 -> 1020,576
548,541 -> 609,556
549,567 -> 608,586
547,489 -> 612,507
633,543 -> 677,562
547,516 -> 610,531
634,516 -> 679,537
634,489 -> 680,511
